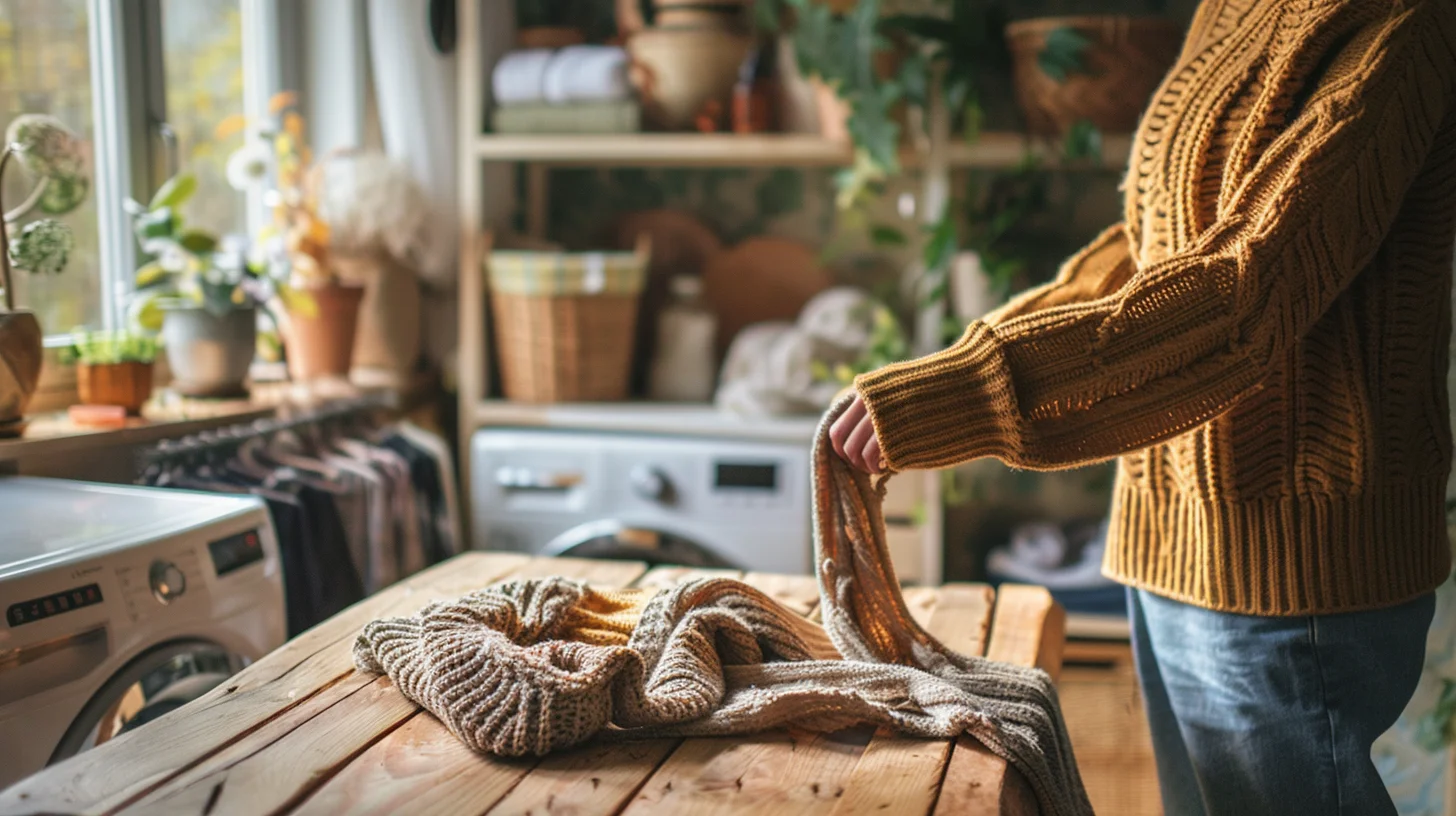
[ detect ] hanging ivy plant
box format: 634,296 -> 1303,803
1036,25 -> 1093,83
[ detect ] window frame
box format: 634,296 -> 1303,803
35,0 -> 286,346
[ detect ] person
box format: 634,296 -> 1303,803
829,1 -> 1456,813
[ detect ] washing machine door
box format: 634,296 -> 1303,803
50,640 -> 242,764
543,521 -> 739,569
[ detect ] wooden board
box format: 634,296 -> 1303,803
832,583 -> 995,816
0,552 -> 535,816
0,559 -> 1069,816
934,584 -> 1065,816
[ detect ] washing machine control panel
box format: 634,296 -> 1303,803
148,560 -> 187,604
115,548 -> 203,621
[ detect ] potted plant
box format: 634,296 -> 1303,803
314,148 -> 442,388
128,172 -> 293,397
1004,0 -> 1180,137
0,114 -> 89,434
61,330 -> 161,414
225,93 -> 360,383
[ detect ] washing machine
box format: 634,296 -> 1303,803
0,477 -> 285,790
472,429 -> 814,574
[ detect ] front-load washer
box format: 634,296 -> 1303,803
472,429 -> 813,574
0,477 -> 285,790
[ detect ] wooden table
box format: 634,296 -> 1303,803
0,553 -> 1067,816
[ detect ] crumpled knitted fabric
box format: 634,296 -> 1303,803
354,394 -> 1092,816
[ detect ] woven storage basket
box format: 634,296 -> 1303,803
487,236 -> 650,403
1005,16 -> 1182,137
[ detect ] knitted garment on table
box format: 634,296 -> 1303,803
856,0 -> 1456,616
354,394 -> 1092,816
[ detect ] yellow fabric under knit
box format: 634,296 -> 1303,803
856,0 -> 1456,615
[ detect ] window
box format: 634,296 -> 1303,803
0,0 -> 102,334
160,0 -> 246,239
0,0 -> 270,342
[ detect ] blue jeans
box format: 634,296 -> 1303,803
1128,588 -> 1434,816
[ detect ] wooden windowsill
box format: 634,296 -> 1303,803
0,370 -> 442,464
0,398 -> 277,464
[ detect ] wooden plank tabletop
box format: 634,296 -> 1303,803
0,553 -> 1066,816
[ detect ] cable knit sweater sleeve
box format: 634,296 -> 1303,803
856,3 -> 1455,472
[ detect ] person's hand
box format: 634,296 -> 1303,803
830,393 -> 884,474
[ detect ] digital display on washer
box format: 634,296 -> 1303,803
7,583 -> 102,627
714,462 -> 778,491
209,529 -> 265,576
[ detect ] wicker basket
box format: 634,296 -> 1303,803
487,236 -> 651,403
1005,16 -> 1182,137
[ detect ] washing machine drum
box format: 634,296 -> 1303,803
544,521 -> 739,570
51,640 -> 244,764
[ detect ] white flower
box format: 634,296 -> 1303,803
225,141 -> 274,192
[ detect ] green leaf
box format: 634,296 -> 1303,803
870,225 -> 908,247
128,292 -> 167,332
922,208 -> 958,273
134,261 -> 168,287
896,52 -> 930,108
277,282 -> 317,319
1037,26 -> 1092,84
879,14 -> 956,44
846,84 -> 902,174
1063,120 -> 1104,162
135,207 -> 177,241
178,229 -> 219,254
149,173 -> 197,211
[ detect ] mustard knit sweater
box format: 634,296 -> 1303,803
857,0 -> 1456,616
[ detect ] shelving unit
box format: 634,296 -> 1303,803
474,131 -> 1133,169
473,400 -> 821,445
454,4 -> 1133,577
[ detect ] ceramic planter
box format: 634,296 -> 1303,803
332,251 -> 421,388
161,306 -> 257,398
0,310 -> 42,435
77,361 -> 154,415
285,282 -> 364,382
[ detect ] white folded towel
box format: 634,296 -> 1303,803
492,49 -> 554,106
542,46 -> 631,104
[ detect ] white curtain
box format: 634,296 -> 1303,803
364,0 -> 516,369
365,0 -> 458,285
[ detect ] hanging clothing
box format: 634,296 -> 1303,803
140,415 -> 460,637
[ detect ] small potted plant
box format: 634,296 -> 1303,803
225,93 -> 360,383
128,172 -> 295,397
0,114 -> 89,434
62,329 -> 161,414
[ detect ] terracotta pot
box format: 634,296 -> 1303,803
629,27 -> 752,131
286,282 -> 364,381
162,306 -> 257,398
0,310 -> 42,435
332,251 -> 422,388
77,361 -> 154,415
516,26 -> 586,49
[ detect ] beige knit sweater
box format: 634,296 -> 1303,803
355,394 -> 1092,816
857,0 -> 1456,615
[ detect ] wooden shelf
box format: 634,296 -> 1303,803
472,400 -> 821,444
0,402 -> 275,464
474,131 -> 1133,169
